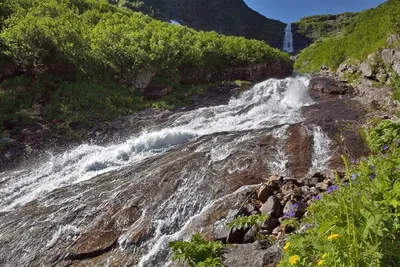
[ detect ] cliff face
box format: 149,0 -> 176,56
118,0 -> 286,48
292,12 -> 357,53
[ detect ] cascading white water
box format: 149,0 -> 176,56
0,74 -> 334,267
0,75 -> 313,212
282,23 -> 294,53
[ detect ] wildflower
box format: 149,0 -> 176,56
283,242 -> 290,251
284,211 -> 296,218
327,185 -> 339,194
361,157 -> 367,161
350,173 -> 357,180
396,139 -> 400,143
292,203 -> 299,209
344,182 -> 349,187
327,233 -> 339,240
288,255 -> 300,265
313,195 -> 321,201
383,144 -> 389,150
321,254 -> 328,259
350,158 -> 356,163
317,260 -> 324,265
369,172 -> 376,180
369,165 -> 375,170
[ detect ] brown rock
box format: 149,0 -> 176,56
260,196 -> 283,218
67,230 -> 120,259
285,124 -> 313,179
309,76 -> 352,95
257,184 -> 272,203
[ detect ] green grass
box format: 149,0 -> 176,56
295,0 -> 400,73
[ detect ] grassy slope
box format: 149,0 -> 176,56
295,0 -> 400,73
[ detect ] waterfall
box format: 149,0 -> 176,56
283,23 -> 294,53
0,74 -> 333,267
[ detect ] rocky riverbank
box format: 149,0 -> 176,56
205,73 -> 400,266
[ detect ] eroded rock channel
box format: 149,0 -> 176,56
0,74 -> 368,266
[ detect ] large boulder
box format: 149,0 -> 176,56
382,49 -> 396,65
359,62 -> 374,78
222,241 -> 282,267
308,76 -> 352,95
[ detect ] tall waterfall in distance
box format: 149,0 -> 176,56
282,23 -> 294,53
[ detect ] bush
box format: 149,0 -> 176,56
169,233 -> 225,267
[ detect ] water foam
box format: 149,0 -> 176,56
0,75 -> 311,212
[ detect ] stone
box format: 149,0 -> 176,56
301,185 -> 310,194
243,225 -> 259,243
316,180 -> 331,191
257,184 -> 272,203
310,187 -> 320,196
386,34 -> 400,46
260,196 -> 283,218
261,217 -> 280,233
393,51 -> 400,76
360,62 -> 373,78
283,200 -> 307,218
308,76 -> 352,95
382,49 -> 395,65
267,175 -> 282,187
222,241 -> 282,267
280,182 -> 300,197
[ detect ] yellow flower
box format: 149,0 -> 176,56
327,233 -> 339,240
289,255 -> 300,265
321,253 -> 328,259
317,260 -> 324,265
284,242 -> 291,251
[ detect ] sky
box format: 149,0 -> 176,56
243,0 -> 387,23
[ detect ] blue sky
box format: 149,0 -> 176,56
243,0 -> 387,23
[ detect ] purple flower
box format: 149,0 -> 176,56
370,165 -> 375,170
344,182 -> 349,187
327,185 -> 340,194
361,157 -> 367,161
351,173 -> 357,180
292,203 -> 299,209
369,172 -> 376,180
313,195 -> 321,201
350,158 -> 357,164
396,140 -> 400,144
383,144 -> 389,150
283,211 -> 296,218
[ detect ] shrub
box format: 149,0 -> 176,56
169,233 -> 225,267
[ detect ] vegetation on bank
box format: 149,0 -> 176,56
280,120 -> 400,266
294,0 -> 400,72
293,12 -> 356,42
0,0 -> 290,136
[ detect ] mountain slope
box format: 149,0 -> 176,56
294,0 -> 400,72
292,12 -> 357,53
115,0 -> 286,48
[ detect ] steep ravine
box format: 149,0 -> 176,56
0,73 -> 370,266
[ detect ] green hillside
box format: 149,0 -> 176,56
295,0 -> 400,73
0,0 -> 290,135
